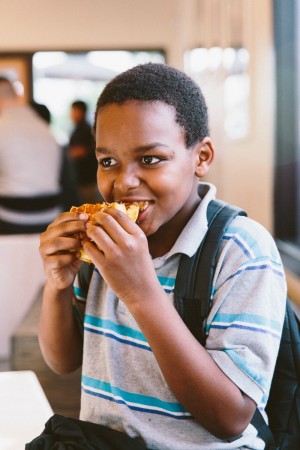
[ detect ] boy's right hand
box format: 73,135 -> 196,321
39,211 -> 89,291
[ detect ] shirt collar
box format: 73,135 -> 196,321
167,182 -> 216,259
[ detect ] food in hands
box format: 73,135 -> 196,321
70,202 -> 141,263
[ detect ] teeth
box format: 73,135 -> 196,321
139,202 -> 149,212
131,201 -> 149,212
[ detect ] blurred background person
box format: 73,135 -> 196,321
0,77 -> 63,234
30,100 -> 51,124
30,99 -> 80,212
67,100 -> 99,204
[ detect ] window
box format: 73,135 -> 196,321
184,46 -> 250,141
32,50 -> 165,146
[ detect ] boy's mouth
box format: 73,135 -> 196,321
125,201 -> 150,222
121,200 -> 149,211
115,200 -> 150,223
133,201 -> 149,212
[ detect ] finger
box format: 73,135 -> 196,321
42,217 -> 88,244
47,211 -> 89,230
85,220 -> 146,260
93,208 -> 140,241
43,251 -> 82,270
40,235 -> 83,257
84,208 -> 145,258
82,239 -> 105,264
96,207 -> 138,231
84,223 -> 114,256
85,211 -> 126,250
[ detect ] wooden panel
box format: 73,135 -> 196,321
0,54 -> 32,101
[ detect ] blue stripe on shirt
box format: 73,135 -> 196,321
84,314 -> 151,350
207,312 -> 282,339
212,257 -> 285,297
82,274 -> 175,349
81,375 -> 191,419
224,349 -> 268,390
158,275 -> 175,294
73,285 -> 87,301
224,225 -> 283,265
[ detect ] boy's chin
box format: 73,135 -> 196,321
138,222 -> 157,237
142,220 -> 169,238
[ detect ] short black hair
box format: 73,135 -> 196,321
71,100 -> 87,113
94,63 -> 209,148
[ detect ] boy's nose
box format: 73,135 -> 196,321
113,169 -> 140,193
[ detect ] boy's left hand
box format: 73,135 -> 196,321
83,206 -> 160,306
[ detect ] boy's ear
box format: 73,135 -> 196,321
194,137 -> 215,177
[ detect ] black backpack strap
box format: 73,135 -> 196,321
173,198 -> 282,448
78,261 -> 95,291
251,410 -> 278,450
262,300 -> 300,449
73,262 -> 95,336
174,199 -> 246,345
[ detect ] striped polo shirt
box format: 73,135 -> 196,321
74,182 -> 286,450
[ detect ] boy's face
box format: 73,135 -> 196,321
95,100 -> 210,240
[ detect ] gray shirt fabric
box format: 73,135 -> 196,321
74,182 -> 287,450
0,105 -> 62,224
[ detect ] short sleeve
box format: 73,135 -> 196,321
205,216 -> 287,409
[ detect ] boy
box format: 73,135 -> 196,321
39,63 -> 286,449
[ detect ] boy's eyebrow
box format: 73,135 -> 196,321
95,142 -> 170,154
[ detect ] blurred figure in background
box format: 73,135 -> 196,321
31,99 -> 80,212
68,100 -> 99,204
0,77 -> 63,234
30,100 -> 51,124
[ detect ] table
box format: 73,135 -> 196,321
0,234 -> 45,359
0,370 -> 53,450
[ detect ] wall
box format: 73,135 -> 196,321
0,0 -> 274,230
0,0 -> 195,67
198,0 -> 274,231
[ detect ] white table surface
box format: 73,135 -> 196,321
0,370 -> 53,450
0,234 -> 45,359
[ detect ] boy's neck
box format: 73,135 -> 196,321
148,231 -> 177,259
148,197 -> 201,259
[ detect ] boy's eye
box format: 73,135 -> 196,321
99,157 -> 117,167
141,155 -> 161,165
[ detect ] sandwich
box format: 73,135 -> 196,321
70,202 -> 141,263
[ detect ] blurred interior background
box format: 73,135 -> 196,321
0,0 -> 299,421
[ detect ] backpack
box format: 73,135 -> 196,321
174,199 -> 300,450
78,199 -> 300,449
